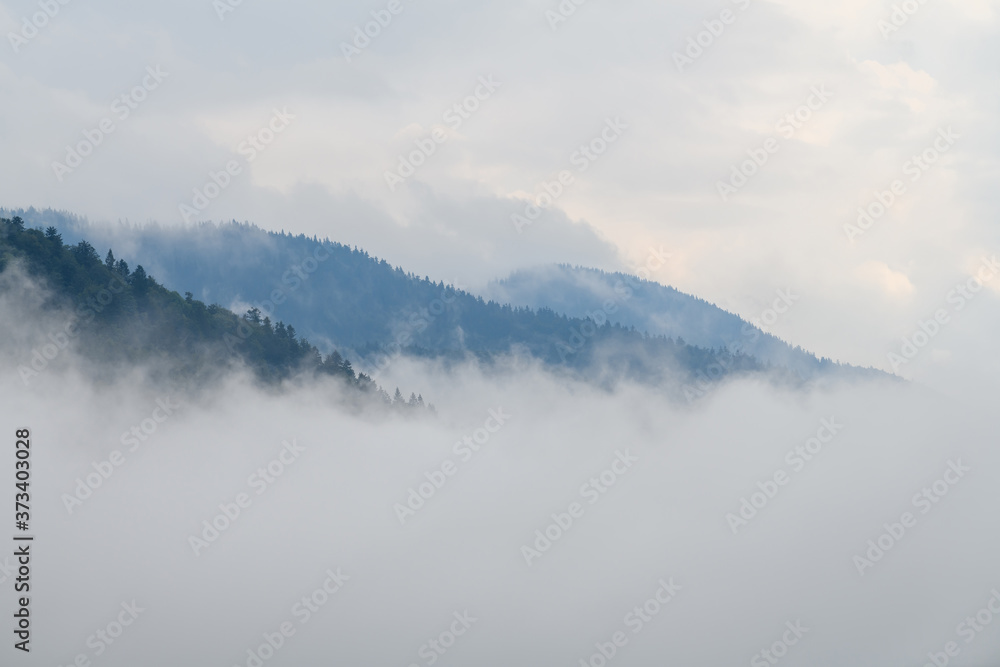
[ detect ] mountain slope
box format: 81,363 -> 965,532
0,215 -> 425,410
482,264 -> 843,378
7,209 -> 887,395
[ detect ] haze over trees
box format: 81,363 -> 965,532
0,215 -> 433,413
2,210 -> 889,401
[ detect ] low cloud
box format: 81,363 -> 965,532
0,271 -> 995,666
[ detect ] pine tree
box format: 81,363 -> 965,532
105,249 -> 115,269
131,265 -> 149,294
73,240 -> 100,264
322,350 -> 343,374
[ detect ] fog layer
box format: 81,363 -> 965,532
1,283 -> 996,666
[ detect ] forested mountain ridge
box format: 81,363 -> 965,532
12,212 -> 770,390
4,209 -> 889,397
0,215 -> 434,412
483,265 -> 848,379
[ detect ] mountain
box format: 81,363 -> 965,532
482,264 -> 838,379
0,214 -> 440,412
4,209 -> 887,397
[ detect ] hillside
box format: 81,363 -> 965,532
4,209 -> 889,396
482,264 -> 842,379
0,215 -> 437,411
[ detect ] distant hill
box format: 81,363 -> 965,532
482,264 -> 842,379
4,208 -> 888,397
0,214 -> 439,412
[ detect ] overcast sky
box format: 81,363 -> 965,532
2,5 -> 998,663
1,0 -> 997,393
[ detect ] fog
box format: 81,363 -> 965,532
1,275 -> 997,667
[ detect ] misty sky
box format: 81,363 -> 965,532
1,4 -> 999,664
1,0 -> 998,391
